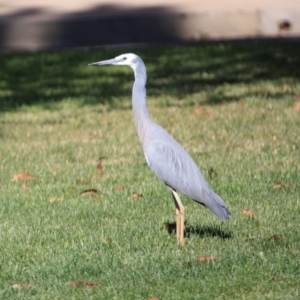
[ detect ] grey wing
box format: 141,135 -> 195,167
143,133 -> 230,220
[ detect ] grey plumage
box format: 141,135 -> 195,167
89,53 -> 230,243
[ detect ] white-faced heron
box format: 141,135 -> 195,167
89,53 -> 230,245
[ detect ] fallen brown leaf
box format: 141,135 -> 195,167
21,183 -> 30,190
116,185 -> 126,190
194,107 -> 213,117
273,182 -> 292,190
292,102 -> 300,111
106,237 -> 113,243
69,281 -> 100,288
149,298 -> 159,300
11,173 -> 35,182
97,157 -> 107,175
11,283 -> 33,289
273,182 -> 281,189
80,189 -> 98,195
242,210 -> 255,217
132,192 -> 142,198
196,255 -> 217,263
271,234 -> 280,241
97,163 -> 103,174
208,166 -> 218,179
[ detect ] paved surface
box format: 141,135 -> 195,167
1,0 -> 299,50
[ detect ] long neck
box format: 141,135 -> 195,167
132,62 -> 154,145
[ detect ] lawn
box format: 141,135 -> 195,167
0,41 -> 299,299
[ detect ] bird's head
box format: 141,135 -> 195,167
89,53 -> 141,69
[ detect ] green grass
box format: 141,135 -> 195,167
0,41 -> 300,299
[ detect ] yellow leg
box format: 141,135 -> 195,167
171,190 -> 185,246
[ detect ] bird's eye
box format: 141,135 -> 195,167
123,57 -> 127,61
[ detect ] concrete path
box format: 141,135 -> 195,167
1,0 -> 299,50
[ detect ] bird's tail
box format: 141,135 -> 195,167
202,189 -> 231,220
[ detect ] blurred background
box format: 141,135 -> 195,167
1,0 -> 299,50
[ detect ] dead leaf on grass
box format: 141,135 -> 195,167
194,107 -> 213,117
106,237 -> 113,243
273,182 -> 292,190
80,189 -> 98,196
97,157 -> 107,175
69,281 -> 100,288
242,210 -> 255,217
208,166 -> 218,179
149,298 -> 160,300
271,234 -> 280,241
11,283 -> 33,289
291,102 -> 300,111
196,255 -> 217,263
11,173 -> 35,182
132,192 -> 142,198
116,185 -> 126,190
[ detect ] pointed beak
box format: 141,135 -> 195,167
89,57 -> 122,66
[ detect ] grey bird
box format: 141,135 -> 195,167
89,53 -> 230,245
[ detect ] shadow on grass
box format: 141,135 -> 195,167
0,39 -> 300,111
165,222 -> 233,240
